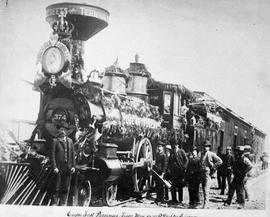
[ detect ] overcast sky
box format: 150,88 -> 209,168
0,0 -> 269,142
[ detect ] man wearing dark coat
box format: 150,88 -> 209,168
154,143 -> 168,204
220,146 -> 234,195
186,147 -> 202,208
224,146 -> 253,209
168,140 -> 188,204
51,126 -> 75,206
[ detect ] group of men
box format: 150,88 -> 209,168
154,139 -> 253,209
48,124 -> 254,209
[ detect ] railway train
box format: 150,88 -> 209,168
0,2 -> 266,207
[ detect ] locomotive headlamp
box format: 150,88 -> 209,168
42,47 -> 65,74
37,40 -> 71,75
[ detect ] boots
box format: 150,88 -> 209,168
51,194 -> 59,206
60,193 -> 68,206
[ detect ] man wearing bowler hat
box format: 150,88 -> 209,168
200,140 -> 222,208
50,123 -> 75,206
168,138 -> 189,204
224,146 -> 253,209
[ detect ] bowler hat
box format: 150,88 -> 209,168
165,145 -> 172,150
192,146 -> 198,151
55,120 -> 69,129
236,146 -> 245,152
184,134 -> 189,138
244,145 -> 251,151
157,141 -> 165,146
203,140 -> 211,147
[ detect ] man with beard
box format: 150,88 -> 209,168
51,125 -> 75,206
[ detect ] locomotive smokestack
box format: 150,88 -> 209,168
44,3 -> 110,83
45,3 -> 109,41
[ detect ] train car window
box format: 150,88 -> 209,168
173,93 -> 179,115
244,130 -> 248,145
234,125 -> 238,135
164,93 -> 171,114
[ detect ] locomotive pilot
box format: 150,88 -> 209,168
50,125 -> 75,206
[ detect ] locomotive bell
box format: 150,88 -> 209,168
126,54 -> 151,100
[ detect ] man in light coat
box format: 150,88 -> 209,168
200,140 -> 223,208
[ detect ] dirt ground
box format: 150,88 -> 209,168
118,168 -> 268,210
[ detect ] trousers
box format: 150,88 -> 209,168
201,170 -> 212,206
221,170 -> 232,194
171,180 -> 184,202
188,181 -> 200,205
226,179 -> 245,206
53,169 -> 72,205
155,177 -> 164,202
217,170 -> 222,189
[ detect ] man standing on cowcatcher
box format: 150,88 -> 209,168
168,138 -> 188,204
50,125 -> 76,206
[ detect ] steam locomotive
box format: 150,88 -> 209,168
0,2 -> 191,206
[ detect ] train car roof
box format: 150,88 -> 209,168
193,91 -> 266,137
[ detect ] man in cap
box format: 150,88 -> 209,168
200,140 -> 222,208
154,142 -> 168,204
186,146 -> 202,208
164,144 -> 172,201
224,146 -> 253,209
220,146 -> 234,195
168,138 -> 188,204
50,125 -> 75,206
